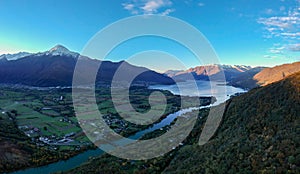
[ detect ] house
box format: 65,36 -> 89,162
34,128 -> 40,132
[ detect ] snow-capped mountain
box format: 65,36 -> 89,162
164,70 -> 184,77
165,64 -> 253,78
164,64 -> 264,87
0,45 -> 175,87
0,52 -> 32,60
35,44 -> 79,58
0,45 -> 79,61
164,64 -> 267,89
221,65 -> 252,72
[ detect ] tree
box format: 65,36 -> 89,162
11,109 -> 18,116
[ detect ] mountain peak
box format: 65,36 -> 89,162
43,44 -> 79,58
49,44 -> 70,53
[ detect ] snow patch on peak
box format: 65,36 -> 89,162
0,52 -> 32,60
220,64 -> 252,72
35,44 -> 79,58
49,44 -> 70,53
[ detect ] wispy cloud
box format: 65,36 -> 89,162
280,6 -> 286,12
161,8 -> 175,16
269,46 -> 285,54
123,3 -> 135,11
280,32 -> 300,37
258,0 -> 300,59
122,2 -> 137,14
264,8 -> 275,15
264,55 -> 278,59
142,0 -> 172,14
198,2 -> 205,7
122,0 -> 174,15
289,43 -> 300,51
259,16 -> 300,28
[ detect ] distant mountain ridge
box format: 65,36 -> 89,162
254,62 -> 300,86
165,64 -> 265,85
0,45 -> 174,87
0,52 -> 32,61
166,62 -> 300,89
228,61 -> 300,89
165,64 -> 253,78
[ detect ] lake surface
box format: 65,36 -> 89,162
149,80 -> 246,105
11,81 -> 245,174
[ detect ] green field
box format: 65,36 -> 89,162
0,86 -> 214,173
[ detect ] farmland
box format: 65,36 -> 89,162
0,86 -> 213,173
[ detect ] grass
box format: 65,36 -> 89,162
0,88 -> 84,143
41,109 -> 60,116
0,85 -> 217,173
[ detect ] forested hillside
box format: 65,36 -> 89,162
164,71 -> 300,173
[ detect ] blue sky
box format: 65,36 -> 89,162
0,0 -> 299,71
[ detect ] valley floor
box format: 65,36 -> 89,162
0,86 -> 212,173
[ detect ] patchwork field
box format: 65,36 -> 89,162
0,86 -> 213,173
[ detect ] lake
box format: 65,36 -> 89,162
149,80 -> 246,105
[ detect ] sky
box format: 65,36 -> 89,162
0,0 -> 300,71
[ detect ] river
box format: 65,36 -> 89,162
11,81 -> 245,174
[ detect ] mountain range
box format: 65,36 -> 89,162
0,45 -> 174,87
253,62 -> 300,86
164,64 -> 265,88
165,62 -> 300,89
1,45 -> 299,89
165,64 -> 254,80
